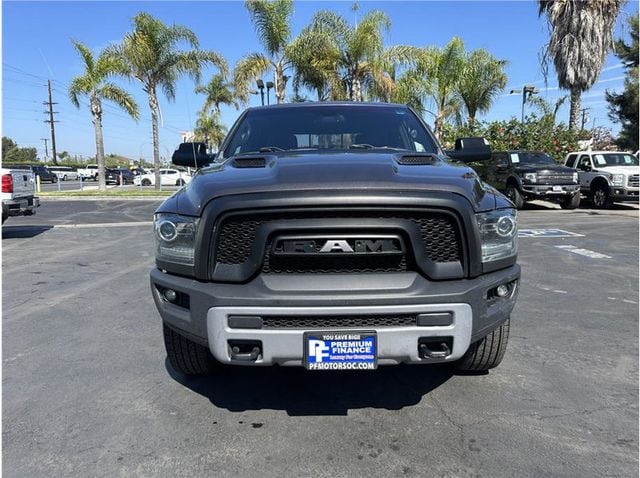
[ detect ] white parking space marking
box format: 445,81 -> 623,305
555,245 -> 612,259
518,228 -> 584,238
52,222 -> 153,229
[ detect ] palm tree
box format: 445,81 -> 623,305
308,9 -> 415,101
193,111 -> 227,152
68,40 -> 139,192
233,0 -> 295,104
195,74 -> 238,114
538,0 -> 624,130
106,13 -> 228,189
413,37 -> 466,139
457,49 -> 507,127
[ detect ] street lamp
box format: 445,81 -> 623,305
266,81 -> 274,105
510,85 -> 539,122
256,79 -> 265,106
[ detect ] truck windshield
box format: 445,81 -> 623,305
221,105 -> 440,159
512,152 -> 556,165
593,153 -> 639,167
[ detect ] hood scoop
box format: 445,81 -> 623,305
232,157 -> 267,168
396,154 -> 438,165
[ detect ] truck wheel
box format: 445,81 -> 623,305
163,324 -> 217,376
506,185 -> 524,209
559,193 -> 581,210
142,179 -> 152,186
176,179 -> 185,186
592,185 -> 613,209
456,319 -> 510,372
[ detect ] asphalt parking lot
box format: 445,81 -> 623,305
2,199 -> 638,477
38,180 -> 180,193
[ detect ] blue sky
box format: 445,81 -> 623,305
2,1 -> 637,161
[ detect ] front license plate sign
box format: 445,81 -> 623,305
553,186 -> 562,192
304,331 -> 377,370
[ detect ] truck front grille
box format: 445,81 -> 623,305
628,174 -> 639,187
214,210 -> 462,272
262,314 -> 417,329
537,173 -> 574,183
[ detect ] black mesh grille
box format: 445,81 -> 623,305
396,155 -> 437,165
262,314 -> 417,329
214,210 -> 462,269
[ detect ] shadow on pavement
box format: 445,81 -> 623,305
167,359 -> 454,416
2,225 -> 53,239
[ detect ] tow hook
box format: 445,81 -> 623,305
418,339 -> 452,359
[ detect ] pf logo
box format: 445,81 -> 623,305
308,339 -> 330,363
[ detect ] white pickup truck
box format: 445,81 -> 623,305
1,167 -> 40,223
77,164 -> 99,181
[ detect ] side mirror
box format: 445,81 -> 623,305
171,142 -> 215,168
445,137 -> 492,162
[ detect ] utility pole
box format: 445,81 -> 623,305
44,80 -> 59,165
580,108 -> 590,130
509,85 -> 539,123
40,138 -> 49,161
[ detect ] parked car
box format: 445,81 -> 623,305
564,151 -> 640,208
470,150 -> 580,209
105,168 -> 135,185
133,168 -> 191,187
31,165 -> 58,183
77,164 -> 98,180
48,166 -> 79,181
1,166 -> 39,223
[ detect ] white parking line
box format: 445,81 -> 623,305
519,228 -> 584,238
555,245 -> 611,259
52,222 -> 153,229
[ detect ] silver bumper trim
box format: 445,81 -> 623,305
206,303 -> 473,367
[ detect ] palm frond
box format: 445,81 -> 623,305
233,52 -> 271,103
245,0 -> 293,57
98,82 -> 140,120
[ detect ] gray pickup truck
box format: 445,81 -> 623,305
150,102 -> 520,375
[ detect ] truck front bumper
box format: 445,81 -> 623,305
521,184 -> 580,198
2,196 -> 39,217
610,187 -> 639,202
150,265 -> 520,367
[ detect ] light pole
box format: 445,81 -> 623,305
256,79 -> 265,106
510,85 -> 539,122
266,81 -> 274,105
580,108 -> 590,130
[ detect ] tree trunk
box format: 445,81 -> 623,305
274,64 -> 287,104
148,86 -> 161,191
91,95 -> 106,192
569,87 -> 581,131
352,75 -> 363,102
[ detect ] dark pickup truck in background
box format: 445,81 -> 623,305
470,150 -> 580,209
151,102 -> 520,376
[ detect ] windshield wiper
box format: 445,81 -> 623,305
349,144 -> 409,151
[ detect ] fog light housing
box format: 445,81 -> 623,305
496,284 -> 510,297
164,289 -> 177,302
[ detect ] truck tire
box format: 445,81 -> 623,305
559,193 -> 581,210
592,184 -> 613,209
456,319 -> 510,372
163,324 -> 217,376
506,185 -> 524,209
142,179 -> 152,186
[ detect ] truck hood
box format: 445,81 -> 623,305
158,151 -> 502,216
594,165 -> 640,175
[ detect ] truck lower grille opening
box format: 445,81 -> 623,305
262,314 -> 418,329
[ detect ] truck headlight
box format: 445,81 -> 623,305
476,209 -> 518,263
523,173 -> 537,183
154,213 -> 199,266
611,174 -> 624,185
572,172 -> 578,183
